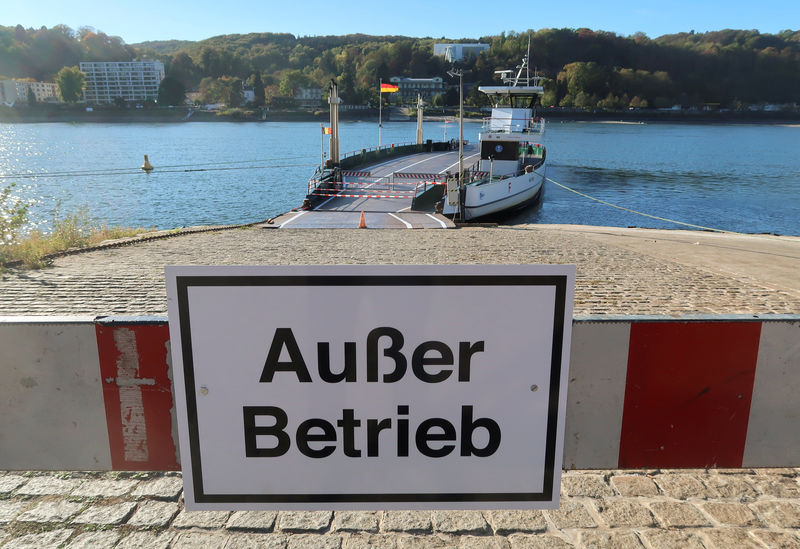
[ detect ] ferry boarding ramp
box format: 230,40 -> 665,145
270,144 -> 481,229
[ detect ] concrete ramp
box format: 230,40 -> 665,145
266,210 -> 454,229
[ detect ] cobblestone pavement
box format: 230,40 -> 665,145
1,469 -> 799,548
2,225 -> 800,317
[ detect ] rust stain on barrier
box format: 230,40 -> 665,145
113,328 -> 149,463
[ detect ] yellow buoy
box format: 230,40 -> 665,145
141,155 -> 154,172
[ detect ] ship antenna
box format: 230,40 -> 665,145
526,35 -> 531,84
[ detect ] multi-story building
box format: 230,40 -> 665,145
0,80 -> 59,105
80,60 -> 165,104
433,43 -> 490,63
295,87 -> 322,108
388,77 -> 445,102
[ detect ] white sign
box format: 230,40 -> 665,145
166,264 -> 574,510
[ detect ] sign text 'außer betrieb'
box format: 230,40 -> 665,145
245,326 -> 500,459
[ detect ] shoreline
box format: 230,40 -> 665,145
2,105 -> 799,125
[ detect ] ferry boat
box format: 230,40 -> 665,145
288,51 -> 546,229
442,50 -> 547,220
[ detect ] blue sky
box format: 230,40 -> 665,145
5,0 -> 797,44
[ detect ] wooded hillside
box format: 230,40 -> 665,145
2,25 -> 798,109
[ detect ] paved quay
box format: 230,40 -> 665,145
2,224 -> 800,548
1,224 -> 800,316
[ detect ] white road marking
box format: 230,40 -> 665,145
396,206 -> 412,212
316,194 -> 338,208
440,152 -> 481,174
367,151 -> 451,173
388,212 -> 413,228
426,213 -> 448,229
392,152 -> 452,173
279,210 -> 307,227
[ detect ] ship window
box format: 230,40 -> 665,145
481,140 -> 517,161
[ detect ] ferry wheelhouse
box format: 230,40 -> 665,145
443,51 -> 547,220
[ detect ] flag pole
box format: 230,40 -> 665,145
378,78 -> 382,150
320,124 -> 324,170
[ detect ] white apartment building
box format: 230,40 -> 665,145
0,80 -> 59,105
433,43 -> 490,63
80,60 -> 165,104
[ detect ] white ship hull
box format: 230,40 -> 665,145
462,167 -> 545,220
443,164 -> 546,220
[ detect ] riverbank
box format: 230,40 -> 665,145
3,104 -> 799,125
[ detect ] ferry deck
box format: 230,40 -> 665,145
269,144 -> 481,229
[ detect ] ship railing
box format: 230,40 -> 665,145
465,157 -> 545,186
481,117 -> 545,134
338,141 -> 419,163
308,172 -> 445,196
469,170 -> 525,185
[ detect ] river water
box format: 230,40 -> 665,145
1,120 -> 799,235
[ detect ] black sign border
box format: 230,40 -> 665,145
175,273 -> 568,504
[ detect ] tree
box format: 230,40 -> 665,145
198,76 -> 243,107
250,73 -> 265,106
169,52 -> 202,89
198,77 -> 225,104
55,66 -> 85,103
220,77 -> 244,107
278,70 -> 311,97
26,87 -> 37,104
0,183 -> 28,247
444,87 -> 459,106
158,76 -> 186,106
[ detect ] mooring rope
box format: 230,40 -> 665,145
545,176 -> 742,235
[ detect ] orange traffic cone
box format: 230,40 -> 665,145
358,211 -> 367,229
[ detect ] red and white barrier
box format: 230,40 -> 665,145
393,172 -> 443,180
311,192 -> 415,199
340,171 -> 372,177
1,316 -> 798,471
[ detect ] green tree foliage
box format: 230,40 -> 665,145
55,66 -> 85,102
221,77 -> 244,107
158,75 -> 186,106
79,27 -> 134,61
0,25 -> 132,81
198,76 -> 243,106
278,70 -> 312,96
249,73 -> 266,106
0,183 -> 28,246
2,25 -> 800,109
198,77 -> 224,104
167,52 -> 202,89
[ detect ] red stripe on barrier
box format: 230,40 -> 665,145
618,322 -> 761,468
341,171 -> 371,177
96,324 -> 179,471
394,172 -> 441,179
330,182 -> 418,190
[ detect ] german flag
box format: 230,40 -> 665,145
380,83 -> 399,93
